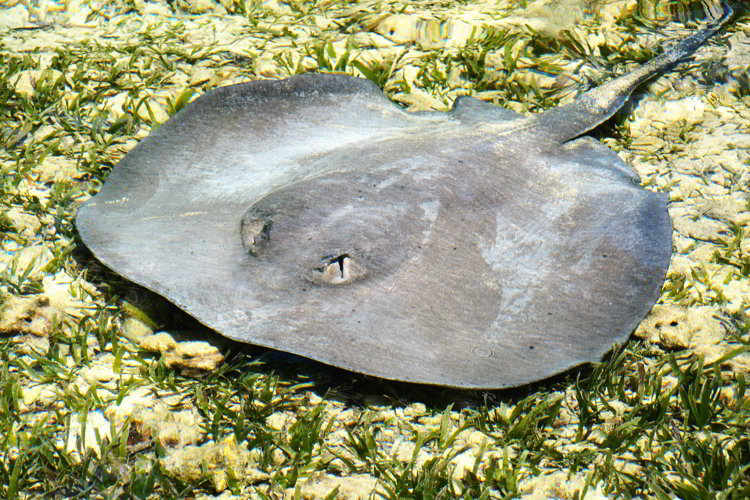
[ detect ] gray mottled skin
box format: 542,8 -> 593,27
76,6 -> 735,388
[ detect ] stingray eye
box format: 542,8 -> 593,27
240,216 -> 271,255
310,254 -> 364,285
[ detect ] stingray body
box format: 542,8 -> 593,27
77,7 -> 734,388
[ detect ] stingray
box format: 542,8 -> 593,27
76,6 -> 735,388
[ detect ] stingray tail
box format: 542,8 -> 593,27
530,1 -> 738,143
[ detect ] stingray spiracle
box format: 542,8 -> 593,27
309,254 -> 366,286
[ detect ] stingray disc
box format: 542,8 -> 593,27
76,73 -> 672,388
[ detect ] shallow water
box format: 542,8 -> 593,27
1,0 -> 749,498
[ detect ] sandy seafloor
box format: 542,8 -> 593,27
1,0 -> 749,498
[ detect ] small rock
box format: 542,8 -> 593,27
671,215 -> 729,244
271,447 -> 286,466
139,331 -> 178,352
165,340 -> 225,372
161,435 -> 268,493
596,0 -> 636,24
389,439 -> 432,467
404,402 -> 427,417
122,317 -> 154,342
140,332 -> 224,373
133,404 -> 204,448
3,208 -> 42,238
266,412 -> 295,431
257,0 -> 293,15
32,156 -> 81,184
104,388 -> 204,447
0,294 -> 62,337
21,383 -> 58,410
134,0 -> 172,17
183,0 -> 226,15
462,429 -> 490,448
80,354 -> 118,384
634,304 -> 725,350
256,59 -> 281,78
42,271 -> 95,319
12,69 -> 63,99
104,388 -> 159,426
